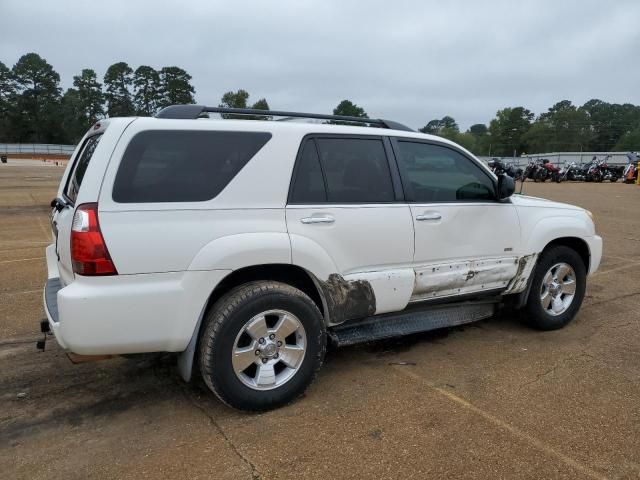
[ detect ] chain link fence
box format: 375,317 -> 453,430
1,144 -> 635,168
0,144 -> 76,156
478,152 -> 634,168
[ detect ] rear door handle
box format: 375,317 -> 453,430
416,213 -> 442,221
301,215 -> 335,224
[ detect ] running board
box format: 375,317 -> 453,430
328,302 -> 496,347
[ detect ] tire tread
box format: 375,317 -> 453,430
199,281 -> 325,411
525,245 -> 586,331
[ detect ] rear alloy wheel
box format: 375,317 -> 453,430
232,309 -> 307,390
525,246 -> 586,330
199,281 -> 326,411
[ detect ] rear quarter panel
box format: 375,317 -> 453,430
97,118 -> 302,274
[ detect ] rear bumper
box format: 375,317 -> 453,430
43,244 -> 230,355
44,246 -> 67,349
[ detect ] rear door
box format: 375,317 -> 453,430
390,138 -> 522,302
286,135 -> 415,318
52,133 -> 104,285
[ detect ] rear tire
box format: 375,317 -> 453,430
524,246 -> 586,331
199,281 -> 326,411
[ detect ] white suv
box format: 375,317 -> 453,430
44,106 -> 602,411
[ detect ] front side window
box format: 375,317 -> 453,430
395,141 -> 495,202
315,137 -> 394,203
113,130 -> 271,203
64,133 -> 103,203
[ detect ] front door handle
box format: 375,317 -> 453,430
301,215 -> 335,224
416,212 -> 442,221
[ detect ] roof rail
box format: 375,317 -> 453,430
154,105 -> 414,132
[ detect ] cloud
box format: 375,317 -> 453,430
1,0 -> 639,129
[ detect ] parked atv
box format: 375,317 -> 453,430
624,162 -> 638,184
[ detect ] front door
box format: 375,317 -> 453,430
390,139 -> 522,302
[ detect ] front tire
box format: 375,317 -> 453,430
199,281 -> 326,411
524,246 -> 586,331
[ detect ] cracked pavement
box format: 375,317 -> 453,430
1,164 -> 639,479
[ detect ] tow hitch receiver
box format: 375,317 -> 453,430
37,319 -> 50,351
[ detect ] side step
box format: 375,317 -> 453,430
328,301 -> 496,347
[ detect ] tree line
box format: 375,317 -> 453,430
1,53 -> 639,154
418,100 -> 640,155
0,53 -> 196,144
332,99 -> 640,154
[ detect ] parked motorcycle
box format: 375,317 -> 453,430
585,155 -> 618,182
525,158 -> 560,182
522,159 -> 542,182
600,156 -> 620,182
487,158 -> 523,180
605,165 -> 623,182
558,161 -> 585,182
520,158 -> 561,182
540,159 -> 561,182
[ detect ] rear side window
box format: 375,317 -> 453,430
112,130 -> 271,203
313,137 -> 394,203
64,133 -> 103,203
289,139 -> 327,203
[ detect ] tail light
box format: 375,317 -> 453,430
71,203 -> 117,276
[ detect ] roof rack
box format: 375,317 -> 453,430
154,105 -> 414,132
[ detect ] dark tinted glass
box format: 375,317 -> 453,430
395,142 -> 495,202
65,133 -> 103,203
113,130 -> 271,203
315,138 -> 394,203
289,139 -> 327,203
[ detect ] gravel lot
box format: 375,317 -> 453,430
1,163 -> 639,479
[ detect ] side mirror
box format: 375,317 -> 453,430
497,174 -> 515,200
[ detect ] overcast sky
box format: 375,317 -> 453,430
1,0 -> 639,129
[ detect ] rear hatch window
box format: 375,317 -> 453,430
64,133 -> 103,204
112,130 -> 271,203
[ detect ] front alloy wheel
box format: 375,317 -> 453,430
525,246 -> 586,331
539,263 -> 577,316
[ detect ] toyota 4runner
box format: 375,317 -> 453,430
43,106 -> 602,411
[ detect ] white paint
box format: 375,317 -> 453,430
286,204 -> 414,276
510,195 -> 602,275
412,257 -> 519,301
99,209 -> 289,274
412,202 -> 522,263
344,269 -> 415,315
45,117 -> 602,358
52,118 -> 135,286
45,259 -> 230,354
